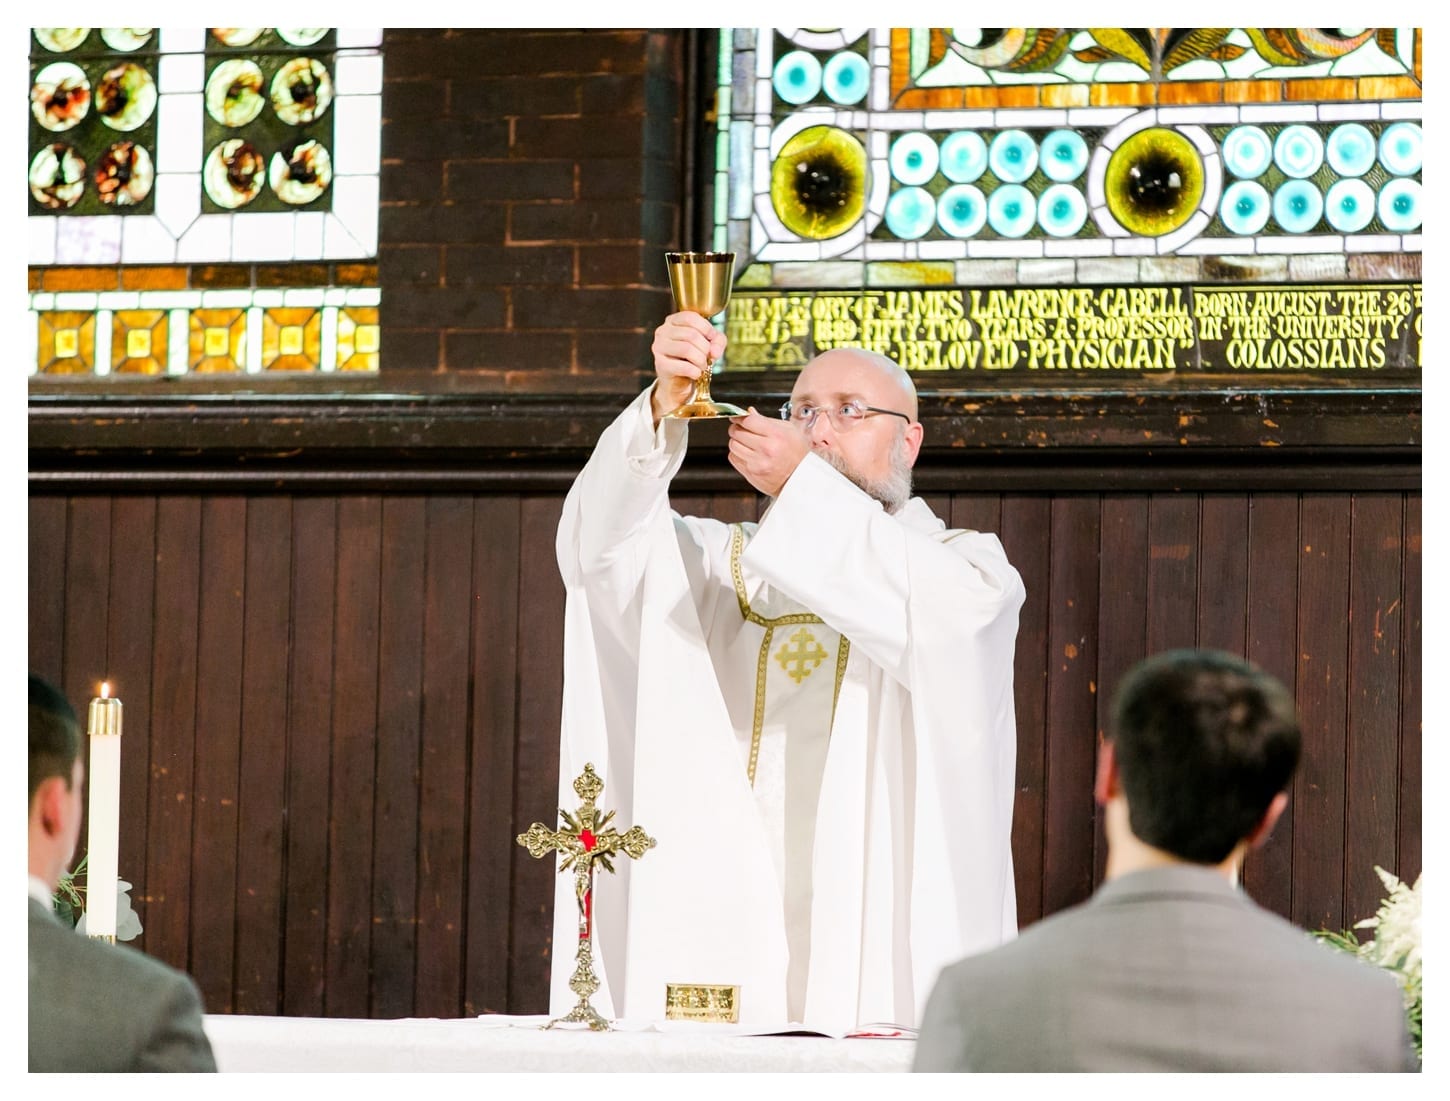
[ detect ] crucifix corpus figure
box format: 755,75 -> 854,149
516,762 -> 655,1030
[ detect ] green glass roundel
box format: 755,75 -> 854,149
1104,127 -> 1204,238
770,125 -> 868,240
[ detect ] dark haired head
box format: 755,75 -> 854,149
29,674 -> 80,802
1108,650 -> 1301,864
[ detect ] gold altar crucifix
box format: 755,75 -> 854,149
516,762 -> 655,1031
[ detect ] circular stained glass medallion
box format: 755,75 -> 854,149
1104,127 -> 1204,237
1038,184 -> 1087,237
1323,178 -> 1375,233
989,129 -> 1038,184
207,60 -> 266,127
212,29 -> 264,47
1377,177 -> 1421,231
988,183 -> 1036,237
884,186 -> 935,239
1040,130 -> 1089,183
889,132 -> 939,186
96,63 -> 157,132
821,51 -> 869,105
277,29 -> 330,47
940,131 -> 988,183
101,29 -> 154,51
770,125 -> 868,239
1221,126 -> 1272,180
271,58 -> 334,126
205,138 -> 266,209
1220,180 -> 1271,235
94,141 -> 154,206
31,62 -> 90,132
34,29 -> 88,52
1378,122 -> 1422,176
1326,123 -> 1376,178
1271,179 -> 1323,233
269,139 -> 333,205
773,50 -> 823,105
936,184 -> 987,237
1273,124 -> 1324,179
30,143 -> 86,209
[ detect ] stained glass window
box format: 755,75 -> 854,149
28,27 -> 382,377
713,28 -> 1421,377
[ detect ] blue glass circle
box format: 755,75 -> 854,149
1326,123 -> 1376,178
1272,179 -> 1324,233
773,50 -> 822,105
1273,125 -> 1324,179
987,183 -> 1036,237
884,186 -> 936,239
1377,177 -> 1421,231
1039,129 -> 1089,183
1323,178 -> 1375,233
1219,180 -> 1271,235
936,183 -> 987,237
988,129 -> 1038,184
889,132 -> 940,186
1037,183 -> 1087,237
1378,122 -> 1422,176
821,51 -> 869,105
940,131 -> 988,183
1222,126 -> 1273,179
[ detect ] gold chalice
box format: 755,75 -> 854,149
664,251 -> 745,419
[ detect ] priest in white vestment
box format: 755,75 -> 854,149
551,311 -> 1025,1033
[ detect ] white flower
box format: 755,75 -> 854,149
75,878 -> 144,942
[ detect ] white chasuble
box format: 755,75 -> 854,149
553,388 -> 1025,1032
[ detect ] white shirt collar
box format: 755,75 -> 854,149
28,875 -> 54,908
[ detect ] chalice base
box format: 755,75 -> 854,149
664,399 -> 748,420
545,1002 -> 613,1032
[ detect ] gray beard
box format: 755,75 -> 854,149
819,440 -> 913,514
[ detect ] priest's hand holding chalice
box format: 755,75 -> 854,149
651,251 -> 745,423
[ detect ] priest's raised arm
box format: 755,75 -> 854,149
551,311 -> 1025,1032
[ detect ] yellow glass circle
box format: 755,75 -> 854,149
770,125 -> 868,239
1104,127 -> 1204,237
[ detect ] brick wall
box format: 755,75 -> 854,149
380,28 -> 685,392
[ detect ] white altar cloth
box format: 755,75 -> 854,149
202,1014 -> 915,1072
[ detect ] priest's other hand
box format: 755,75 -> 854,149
650,311 -> 727,425
727,408 -> 811,498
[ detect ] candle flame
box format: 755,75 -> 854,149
101,682 -> 110,699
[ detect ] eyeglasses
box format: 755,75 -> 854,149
779,400 -> 912,430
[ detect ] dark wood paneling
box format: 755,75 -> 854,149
28,497 -> 66,684
282,498 -> 337,1015
1242,494 -> 1300,916
1344,494 -> 1403,925
1293,495 -> 1352,932
1042,497 -> 1100,916
510,496 -> 566,1014
1095,496 -> 1149,885
370,497 -> 426,1018
234,497 -> 291,1015
325,497 -> 383,1016
144,497 -> 201,973
26,481 -> 1419,1017
189,498 -> 247,1011
1398,496 -> 1421,885
62,498 -> 110,760
465,497 -> 522,1016
1000,497 -> 1051,926
414,497 -> 474,1017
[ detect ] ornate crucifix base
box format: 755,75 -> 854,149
546,938 -> 612,1032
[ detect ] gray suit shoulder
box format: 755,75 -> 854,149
29,901 -> 217,1072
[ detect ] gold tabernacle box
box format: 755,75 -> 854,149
665,983 -> 741,1023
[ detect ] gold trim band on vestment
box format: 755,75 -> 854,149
729,524 -> 850,787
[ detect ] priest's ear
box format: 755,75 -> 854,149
1093,739 -> 1120,807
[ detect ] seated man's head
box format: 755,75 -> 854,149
785,348 -> 923,513
1099,649 -> 1301,866
29,675 -> 84,890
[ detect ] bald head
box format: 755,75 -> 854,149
794,348 -> 918,422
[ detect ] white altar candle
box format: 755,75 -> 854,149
86,682 -> 123,941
